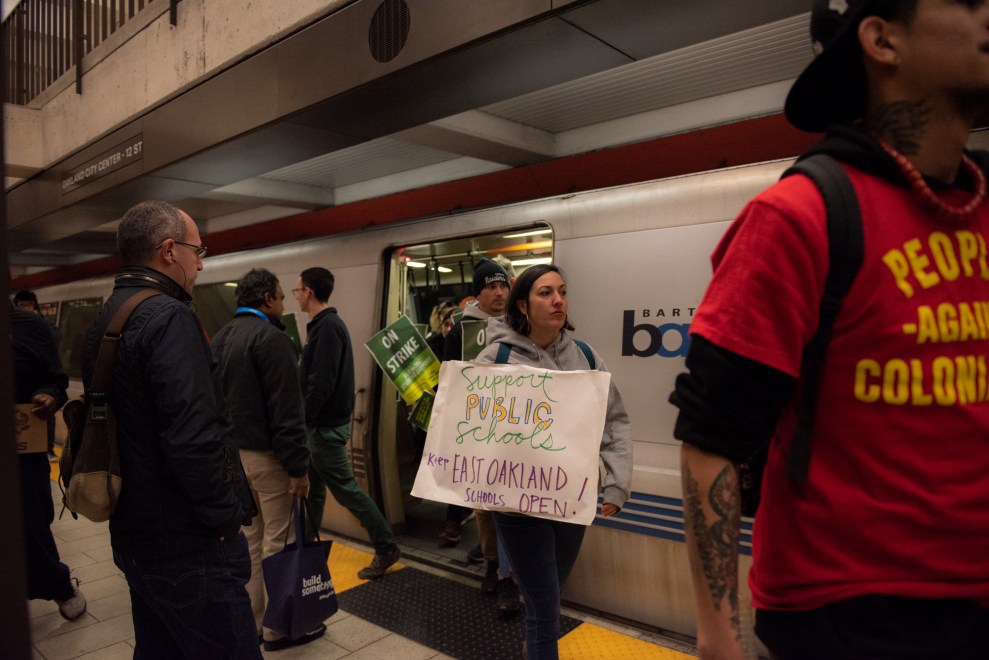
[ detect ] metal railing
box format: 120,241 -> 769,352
4,0 -> 179,106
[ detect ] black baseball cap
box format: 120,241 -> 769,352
785,0 -> 894,133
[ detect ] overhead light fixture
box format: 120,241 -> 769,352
224,282 -> 237,287
437,266 -> 452,273
503,229 -> 552,239
405,261 -> 427,268
511,257 -> 553,267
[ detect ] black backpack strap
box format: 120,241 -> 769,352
495,342 -> 512,364
781,154 -> 864,483
573,339 -> 596,369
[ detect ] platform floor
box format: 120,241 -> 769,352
29,475 -> 697,659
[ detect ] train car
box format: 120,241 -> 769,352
33,157 -> 793,643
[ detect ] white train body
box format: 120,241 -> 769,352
35,159 -> 792,638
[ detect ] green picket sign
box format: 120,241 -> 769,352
410,390 -> 434,430
460,319 -> 487,361
365,315 -> 440,404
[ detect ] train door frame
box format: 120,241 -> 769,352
370,225 -> 554,548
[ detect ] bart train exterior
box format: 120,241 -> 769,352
31,158 -> 794,642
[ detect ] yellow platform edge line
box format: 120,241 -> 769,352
328,538 -> 404,593
559,622 -> 694,660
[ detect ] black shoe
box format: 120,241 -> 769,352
262,623 -> 326,651
357,546 -> 402,580
497,578 -> 522,619
482,561 -> 500,595
467,543 -> 484,564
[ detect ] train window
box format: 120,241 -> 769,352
392,226 -> 554,327
58,297 -> 103,379
192,282 -> 237,339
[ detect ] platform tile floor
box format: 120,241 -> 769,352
27,479 -> 697,660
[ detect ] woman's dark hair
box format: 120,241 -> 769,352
506,264 -> 574,336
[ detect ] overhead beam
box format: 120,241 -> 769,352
395,111 -> 557,167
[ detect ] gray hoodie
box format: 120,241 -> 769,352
476,316 -> 633,510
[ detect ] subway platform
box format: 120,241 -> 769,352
30,471 -> 697,659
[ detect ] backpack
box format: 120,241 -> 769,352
60,289 -> 159,522
495,339 -> 596,369
738,154 -> 864,516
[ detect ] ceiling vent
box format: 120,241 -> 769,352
368,0 -> 411,63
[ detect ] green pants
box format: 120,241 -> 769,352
306,424 -> 397,556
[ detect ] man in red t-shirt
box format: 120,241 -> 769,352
671,1 -> 989,658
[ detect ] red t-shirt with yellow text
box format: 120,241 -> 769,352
692,164 -> 989,611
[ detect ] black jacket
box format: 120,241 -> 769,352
299,307 -> 355,428
82,267 -> 254,559
211,311 -> 309,476
11,306 -> 68,407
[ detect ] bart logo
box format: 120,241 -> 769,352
621,311 -> 691,358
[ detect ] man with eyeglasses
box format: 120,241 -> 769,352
294,266 -> 401,580
81,200 -> 260,658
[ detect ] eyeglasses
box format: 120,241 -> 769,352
291,288 -> 306,295
157,239 -> 207,259
173,240 -> 208,258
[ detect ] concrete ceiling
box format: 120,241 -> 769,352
7,0 -> 812,274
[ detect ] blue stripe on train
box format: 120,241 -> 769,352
591,491 -> 754,556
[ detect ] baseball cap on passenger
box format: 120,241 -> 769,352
472,259 -> 509,296
785,0 -> 890,133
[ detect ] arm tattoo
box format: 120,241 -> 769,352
868,101 -> 931,155
684,462 -> 741,637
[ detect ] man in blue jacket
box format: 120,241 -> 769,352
212,268 -> 321,652
294,266 -> 401,580
83,201 -> 260,659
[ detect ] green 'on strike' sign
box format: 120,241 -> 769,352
365,315 -> 440,405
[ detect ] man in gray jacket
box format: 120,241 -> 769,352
212,268 -> 318,652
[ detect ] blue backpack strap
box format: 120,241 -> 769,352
781,153 -> 864,483
574,339 -> 595,369
495,342 -> 512,364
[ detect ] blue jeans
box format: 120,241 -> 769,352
493,513 -> 587,660
113,534 -> 262,660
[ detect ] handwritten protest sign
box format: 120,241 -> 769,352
412,360 -> 611,525
365,316 -> 440,405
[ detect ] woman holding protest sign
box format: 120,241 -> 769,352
475,264 -> 632,660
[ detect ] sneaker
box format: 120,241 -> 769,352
357,547 -> 401,580
496,578 -> 522,619
57,586 -> 87,621
467,543 -> 484,564
438,520 -> 461,546
481,561 -> 500,595
262,623 -> 326,651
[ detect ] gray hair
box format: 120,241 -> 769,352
117,201 -> 186,266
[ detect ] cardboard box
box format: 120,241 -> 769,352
14,404 -> 49,454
